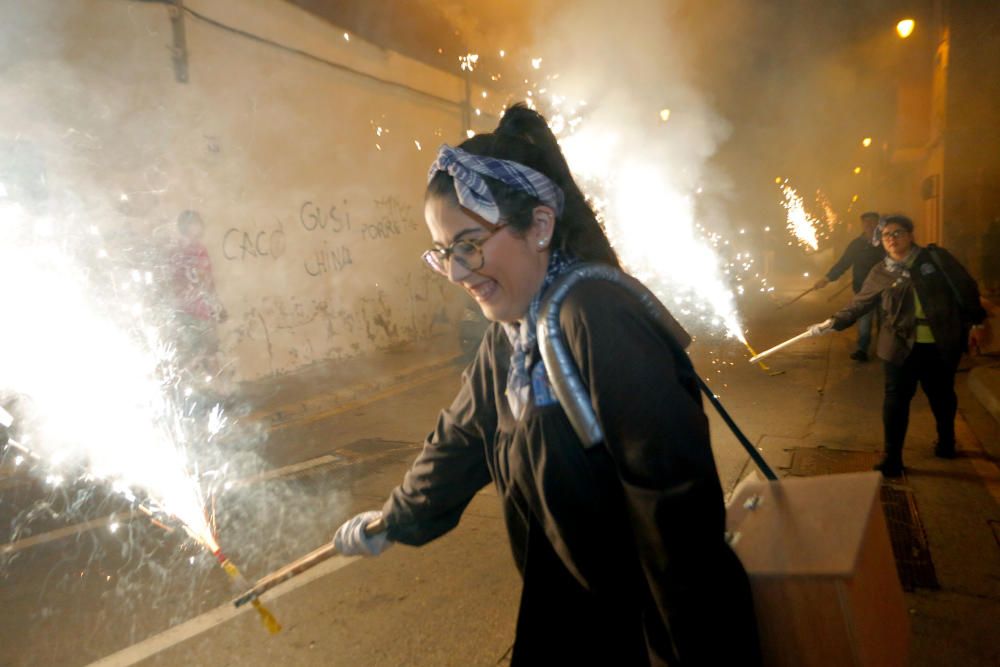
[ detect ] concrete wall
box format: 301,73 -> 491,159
939,0 -> 1000,276
0,0 -> 496,380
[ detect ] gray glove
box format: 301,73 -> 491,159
333,510 -> 392,556
807,318 -> 835,337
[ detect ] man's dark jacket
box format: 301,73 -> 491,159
832,246 -> 986,365
825,234 -> 886,293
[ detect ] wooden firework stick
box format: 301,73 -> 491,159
777,286 -> 817,310
232,515 -> 387,608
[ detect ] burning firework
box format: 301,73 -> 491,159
778,180 -> 821,250
0,198 -> 279,632
816,189 -> 838,233
549,108 -> 748,345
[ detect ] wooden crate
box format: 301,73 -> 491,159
726,472 -> 909,667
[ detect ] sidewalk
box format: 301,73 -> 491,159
757,306 -> 1000,667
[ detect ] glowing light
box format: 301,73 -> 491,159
853,166 -> 862,175
0,202 -> 221,554
774,177 -> 782,184
861,137 -> 872,147
499,49 -> 505,58
466,129 -> 475,138
459,53 -> 479,72
851,194 -> 859,202
896,19 -> 915,39
659,108 -> 671,122
779,182 -> 821,250
531,57 -> 543,69
414,140 -> 422,150
343,32 -> 350,42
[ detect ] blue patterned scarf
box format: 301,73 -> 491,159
502,250 -> 577,419
884,245 -> 920,277
428,145 -> 565,226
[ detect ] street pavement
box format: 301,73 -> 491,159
1,277 -> 999,666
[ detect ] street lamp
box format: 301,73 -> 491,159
896,19 -> 915,39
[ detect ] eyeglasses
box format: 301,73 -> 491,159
422,223 -> 509,276
881,229 -> 909,240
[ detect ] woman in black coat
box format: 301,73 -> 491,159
334,104 -> 760,666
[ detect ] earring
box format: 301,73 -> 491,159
538,238 -> 548,248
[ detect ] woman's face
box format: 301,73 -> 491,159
880,222 -> 913,261
424,196 -> 553,323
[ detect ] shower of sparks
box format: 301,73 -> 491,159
816,189 -> 838,232
548,107 -> 747,343
779,182 -> 820,251
0,199 -> 220,554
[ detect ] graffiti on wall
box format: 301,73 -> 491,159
220,194 -> 455,379
222,221 -> 286,261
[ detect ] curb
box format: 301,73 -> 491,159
240,353 -> 466,428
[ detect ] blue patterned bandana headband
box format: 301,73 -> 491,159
428,144 -> 565,225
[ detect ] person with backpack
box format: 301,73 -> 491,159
807,215 -> 989,477
332,104 -> 760,665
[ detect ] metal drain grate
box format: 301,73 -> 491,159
786,447 -> 938,591
787,446 -> 884,477
880,485 -> 939,591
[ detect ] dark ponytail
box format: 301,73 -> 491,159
426,103 -> 620,268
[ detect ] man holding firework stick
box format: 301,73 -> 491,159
811,211 -> 885,362
805,215 -> 988,477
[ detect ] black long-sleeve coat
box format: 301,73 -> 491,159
832,245 -> 986,365
382,279 -> 759,666
825,234 -> 886,293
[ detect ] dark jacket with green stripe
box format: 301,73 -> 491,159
831,245 -> 986,365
